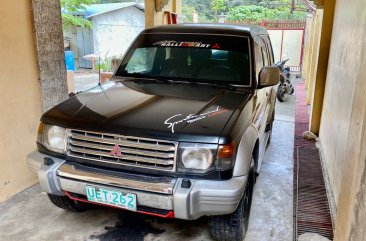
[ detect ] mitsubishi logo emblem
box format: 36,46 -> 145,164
110,144 -> 122,157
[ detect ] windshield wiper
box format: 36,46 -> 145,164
119,72 -> 156,79
117,72 -> 237,90
192,81 -> 237,91
151,78 -> 237,91
117,72 -> 171,84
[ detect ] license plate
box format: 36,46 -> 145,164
86,186 -> 137,211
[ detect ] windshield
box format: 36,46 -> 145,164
115,33 -> 252,86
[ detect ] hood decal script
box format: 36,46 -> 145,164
164,106 -> 229,133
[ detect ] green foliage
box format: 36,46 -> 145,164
227,5 -> 306,21
211,0 -> 226,15
61,0 -> 96,29
182,5 -> 196,23
61,13 -> 93,29
183,0 -> 214,23
96,55 -> 122,72
96,62 -> 111,72
183,0 -> 306,22
96,57 -> 112,72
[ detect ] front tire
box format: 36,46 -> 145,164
266,109 -> 275,147
208,166 -> 255,241
48,194 -> 88,212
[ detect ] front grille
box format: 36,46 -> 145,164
66,129 -> 177,172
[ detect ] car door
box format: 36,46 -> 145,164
252,37 -> 269,146
261,35 -> 277,123
252,36 -> 275,171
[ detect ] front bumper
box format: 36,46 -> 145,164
26,151 -> 246,220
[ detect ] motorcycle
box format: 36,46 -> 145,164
275,59 -> 294,102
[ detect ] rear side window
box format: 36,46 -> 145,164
116,33 -> 252,86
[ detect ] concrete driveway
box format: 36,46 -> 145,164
0,82 -> 296,241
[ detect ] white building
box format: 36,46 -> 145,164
85,2 -> 145,61
64,2 -> 144,69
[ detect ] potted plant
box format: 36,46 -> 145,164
97,57 -> 113,83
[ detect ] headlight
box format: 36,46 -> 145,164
182,148 -> 213,169
178,142 -> 235,174
178,143 -> 216,173
38,123 -> 67,154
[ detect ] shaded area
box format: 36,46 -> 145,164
293,82 -> 333,240
89,211 -> 211,241
89,212 -> 164,241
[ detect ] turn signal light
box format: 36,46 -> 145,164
38,122 -> 45,134
218,143 -> 234,158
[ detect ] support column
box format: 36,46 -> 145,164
144,0 -> 156,29
309,0 -> 336,134
306,9 -> 323,104
305,16 -> 316,87
31,0 -> 68,112
302,14 -> 314,86
173,0 -> 182,13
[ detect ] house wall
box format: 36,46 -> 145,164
0,0 -> 42,202
267,29 -> 304,66
63,27 -> 78,67
317,0 -> 366,239
92,6 -> 144,61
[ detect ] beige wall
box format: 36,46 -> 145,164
318,0 -> 366,239
0,0 -> 42,202
267,29 -> 304,66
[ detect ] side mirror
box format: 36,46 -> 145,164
258,66 -> 280,88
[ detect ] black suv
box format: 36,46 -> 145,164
27,24 -> 279,241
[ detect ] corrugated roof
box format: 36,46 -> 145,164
84,2 -> 144,19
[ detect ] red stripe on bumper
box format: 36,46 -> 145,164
64,191 -> 175,219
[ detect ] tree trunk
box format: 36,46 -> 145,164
31,0 -> 68,112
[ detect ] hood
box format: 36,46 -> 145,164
42,80 -> 251,143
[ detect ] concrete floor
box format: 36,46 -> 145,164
0,85 -> 295,241
74,72 -> 99,92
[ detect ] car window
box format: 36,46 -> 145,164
126,48 -> 157,73
116,34 -> 252,86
